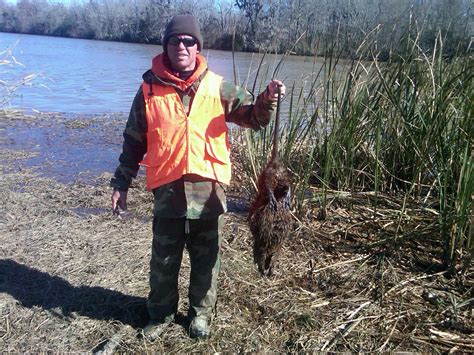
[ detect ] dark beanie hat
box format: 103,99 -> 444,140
163,15 -> 203,52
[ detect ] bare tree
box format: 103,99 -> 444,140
0,0 -> 470,58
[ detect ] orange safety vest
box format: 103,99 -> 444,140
140,71 -> 231,190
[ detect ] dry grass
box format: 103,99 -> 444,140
0,112 -> 472,352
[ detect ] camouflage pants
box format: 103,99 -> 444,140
147,215 -> 223,322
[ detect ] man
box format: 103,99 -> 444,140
110,14 -> 285,340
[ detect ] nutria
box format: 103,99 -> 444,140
248,86 -> 292,276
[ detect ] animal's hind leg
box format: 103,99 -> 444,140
263,255 -> 274,277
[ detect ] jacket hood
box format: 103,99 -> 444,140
147,53 -> 208,92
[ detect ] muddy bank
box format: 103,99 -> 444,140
0,110 -> 126,183
0,112 -> 472,352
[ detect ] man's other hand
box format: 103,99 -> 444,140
111,189 -> 128,215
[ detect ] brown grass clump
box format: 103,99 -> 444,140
0,112 -> 472,352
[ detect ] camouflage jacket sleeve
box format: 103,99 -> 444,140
221,81 -> 277,129
110,86 -> 147,191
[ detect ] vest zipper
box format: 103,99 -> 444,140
186,108 -> 190,174
183,92 -> 191,174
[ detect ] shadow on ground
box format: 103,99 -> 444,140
0,259 -> 147,328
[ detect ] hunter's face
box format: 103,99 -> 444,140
167,35 -> 199,72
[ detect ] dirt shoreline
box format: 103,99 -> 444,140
0,113 -> 472,352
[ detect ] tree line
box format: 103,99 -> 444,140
0,0 -> 471,58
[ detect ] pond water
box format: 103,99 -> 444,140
1,32 -> 333,114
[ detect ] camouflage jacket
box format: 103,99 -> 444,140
111,55 -> 276,219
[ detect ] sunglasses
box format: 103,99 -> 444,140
168,36 -> 198,47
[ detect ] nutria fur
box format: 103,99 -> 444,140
248,86 -> 292,276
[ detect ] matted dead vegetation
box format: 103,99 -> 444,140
0,112 -> 472,353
